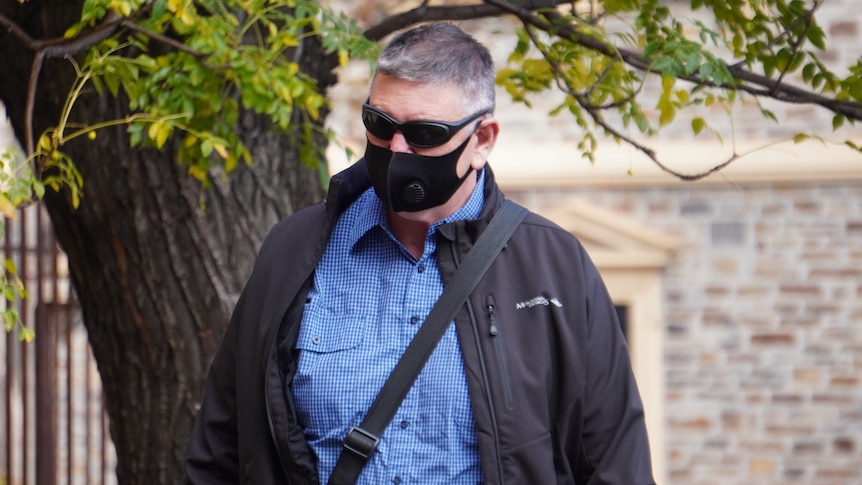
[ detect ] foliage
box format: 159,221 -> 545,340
57,0 -> 377,185
0,146 -> 40,342
494,0 -> 862,176
1,0 -> 379,340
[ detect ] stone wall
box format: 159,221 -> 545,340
508,181 -> 862,485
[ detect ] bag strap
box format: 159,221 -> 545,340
327,200 -> 527,485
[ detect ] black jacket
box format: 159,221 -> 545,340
186,160 -> 655,484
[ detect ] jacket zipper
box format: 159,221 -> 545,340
486,296 -> 515,410
450,239 -> 505,482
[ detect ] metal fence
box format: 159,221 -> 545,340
1,203 -> 117,485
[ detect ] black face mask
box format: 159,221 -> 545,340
364,134 -> 474,213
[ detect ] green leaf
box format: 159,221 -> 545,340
802,63 -> 816,82
692,117 -> 706,135
807,24 -> 827,50
3,309 -> 17,331
684,52 -> 701,75
832,115 -> 845,130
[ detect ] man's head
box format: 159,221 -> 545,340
363,23 -> 500,220
371,23 -> 496,116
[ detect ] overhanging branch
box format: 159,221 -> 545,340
363,0 -> 573,41
482,0 -> 862,121
480,0 -> 862,180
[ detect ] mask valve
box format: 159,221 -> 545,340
402,182 -> 426,205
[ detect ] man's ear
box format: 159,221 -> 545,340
471,117 -> 500,170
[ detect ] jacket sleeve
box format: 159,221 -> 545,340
185,294 -> 244,483
578,254 -> 656,485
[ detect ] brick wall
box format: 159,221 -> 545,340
509,182 -> 862,484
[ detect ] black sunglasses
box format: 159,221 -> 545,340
361,102 -> 491,148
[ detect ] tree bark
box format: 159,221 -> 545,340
0,1 -> 335,482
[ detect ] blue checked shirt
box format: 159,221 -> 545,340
292,170 -> 486,485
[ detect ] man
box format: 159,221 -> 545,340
186,22 -> 655,484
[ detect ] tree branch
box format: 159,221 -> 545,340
363,0 -> 572,41
119,20 -> 207,59
515,13 -> 729,181
0,12 -> 124,58
2,10 -> 124,158
769,0 -> 823,96
482,0 -> 862,121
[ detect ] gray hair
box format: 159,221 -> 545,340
371,23 -> 496,116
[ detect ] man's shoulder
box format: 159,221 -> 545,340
506,206 -> 592,263
518,208 -> 579,239
258,201 -> 328,258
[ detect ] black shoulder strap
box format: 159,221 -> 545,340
327,200 -> 527,485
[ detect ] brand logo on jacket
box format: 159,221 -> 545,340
515,296 -> 563,310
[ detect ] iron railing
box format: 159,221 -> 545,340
1,203 -> 116,485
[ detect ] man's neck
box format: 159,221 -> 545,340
388,214 -> 431,259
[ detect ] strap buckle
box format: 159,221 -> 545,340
342,426 -> 380,461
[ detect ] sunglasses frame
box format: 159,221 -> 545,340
361,102 -> 491,148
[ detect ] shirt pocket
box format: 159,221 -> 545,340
295,307 -> 369,371
293,308 -> 373,435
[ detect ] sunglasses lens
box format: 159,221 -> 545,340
402,124 -> 450,148
362,107 -> 395,139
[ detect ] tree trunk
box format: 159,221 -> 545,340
0,1 -> 336,482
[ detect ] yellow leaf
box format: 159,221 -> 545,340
661,75 -> 675,93
188,165 -> 207,182
38,134 -> 52,152
4,258 -> 16,275
148,121 -> 162,141
0,195 -> 17,220
166,0 -> 183,12
659,105 -> 676,126
18,326 -> 35,343
338,49 -> 349,68
148,122 -> 170,149
180,10 -> 195,25
212,143 -> 228,159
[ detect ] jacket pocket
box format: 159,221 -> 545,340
485,295 -> 515,410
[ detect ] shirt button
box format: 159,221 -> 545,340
312,336 -> 321,345
409,315 -> 419,325
417,264 -> 425,273
393,477 -> 402,484
400,420 -> 409,429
